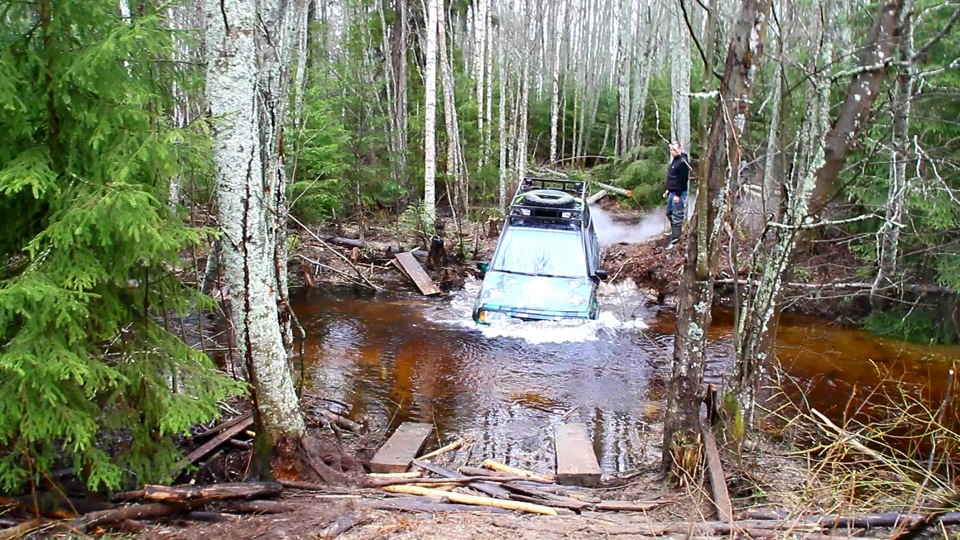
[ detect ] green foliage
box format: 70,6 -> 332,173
0,1 -> 239,492
398,202 -> 435,245
288,79 -> 351,224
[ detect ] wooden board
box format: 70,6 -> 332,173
394,252 -> 441,296
700,413 -> 733,522
554,423 -> 602,487
369,423 -> 433,473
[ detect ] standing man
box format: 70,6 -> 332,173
663,140 -> 690,249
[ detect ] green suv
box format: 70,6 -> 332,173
472,178 -> 607,324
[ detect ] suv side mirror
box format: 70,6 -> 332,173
594,269 -> 609,281
476,261 -> 489,274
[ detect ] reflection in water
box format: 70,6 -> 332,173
294,284 -> 960,474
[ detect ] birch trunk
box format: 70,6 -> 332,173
423,0 -> 439,221
663,0 -> 771,476
670,2 -> 691,151
732,0 -> 836,424
498,23 -> 508,212
474,0 -> 488,144
437,0 -> 467,216
615,0 -> 630,156
205,0 -> 305,444
483,4 -> 493,166
548,0 -> 566,164
872,6 -> 915,305
515,0 -> 532,182
731,0 -> 909,424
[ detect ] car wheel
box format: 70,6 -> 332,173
521,189 -> 577,208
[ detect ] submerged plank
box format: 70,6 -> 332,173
554,423 -> 601,487
370,423 -> 433,473
394,252 -> 441,296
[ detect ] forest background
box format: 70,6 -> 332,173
0,0 -> 958,501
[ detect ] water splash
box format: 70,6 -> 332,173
434,277 -> 647,344
592,205 -> 667,246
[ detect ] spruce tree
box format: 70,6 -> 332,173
0,0 -> 239,491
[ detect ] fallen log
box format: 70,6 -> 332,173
182,511 -> 239,523
172,416 -> 254,476
482,459 -> 554,482
217,500 -> 296,515
0,519 -> 43,540
501,482 -> 590,511
278,480 -> 358,494
361,496 -> 511,514
746,510 -> 960,529
193,413 -> 253,441
410,460 -> 512,499
66,502 -> 201,533
120,482 -> 281,504
594,500 -> 663,512
368,471 -> 422,479
315,409 -> 365,432
595,181 -> 633,197
366,474 -> 549,489
415,439 -> 463,461
382,485 -> 557,516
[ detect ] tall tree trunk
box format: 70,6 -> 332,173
437,0 -> 467,216
474,0 -> 489,156
663,0 -> 771,476
423,0 -> 439,220
205,0 -> 306,455
730,0 -> 909,427
670,2 -> 691,151
872,4 -> 915,306
548,0 -> 566,164
498,20 -> 508,212
731,0 -> 837,425
809,0 -> 908,214
615,0 -> 630,156
483,3 -> 493,166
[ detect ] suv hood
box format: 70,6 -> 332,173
476,271 -> 594,317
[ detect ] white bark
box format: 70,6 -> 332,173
498,18 -> 508,213
423,0 -> 439,220
483,4 -> 493,166
615,0 -> 630,155
872,2 -> 915,302
474,0 -> 488,139
205,0 -> 305,441
548,0 -> 566,163
670,2 -> 691,151
732,0 -> 837,422
438,0 -> 467,215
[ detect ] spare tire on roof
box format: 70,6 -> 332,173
521,189 -> 577,208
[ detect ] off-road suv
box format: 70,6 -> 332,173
472,177 -> 607,324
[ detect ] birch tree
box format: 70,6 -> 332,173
730,0 -> 910,425
663,0 -> 771,476
670,1 -> 691,151
548,0 -> 567,163
438,0 -> 468,215
872,5 -> 916,306
205,0 -> 305,455
423,0 -> 439,221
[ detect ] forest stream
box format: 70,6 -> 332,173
291,280 -> 960,476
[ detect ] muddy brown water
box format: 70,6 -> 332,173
292,281 -> 960,474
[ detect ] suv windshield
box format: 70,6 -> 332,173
490,227 -> 586,278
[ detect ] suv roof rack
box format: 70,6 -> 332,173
507,177 -> 588,229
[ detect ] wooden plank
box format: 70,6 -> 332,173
172,416 -> 254,475
370,423 -> 433,473
700,412 -> 733,522
554,423 -> 601,487
394,252 -> 441,296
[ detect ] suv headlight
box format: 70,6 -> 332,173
478,309 -> 510,323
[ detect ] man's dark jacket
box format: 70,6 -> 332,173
666,153 -> 689,193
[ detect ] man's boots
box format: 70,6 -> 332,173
667,210 -> 683,248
